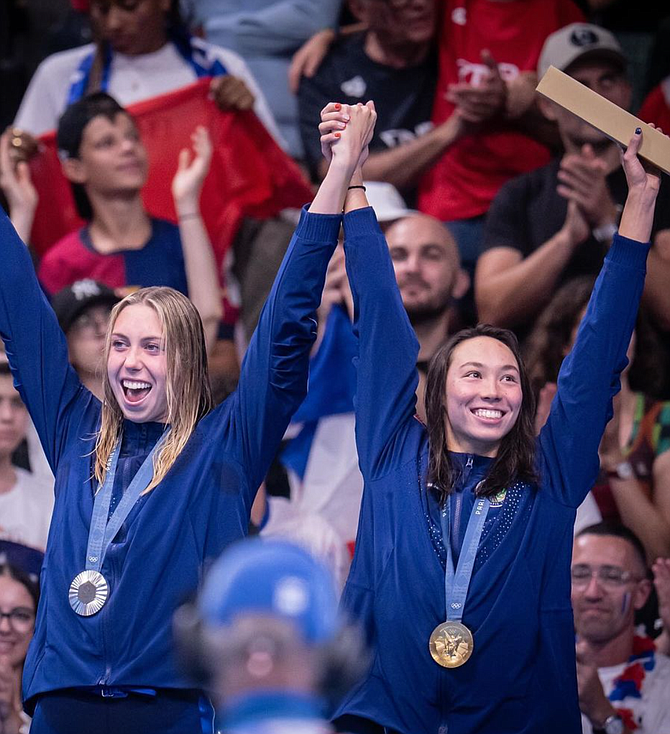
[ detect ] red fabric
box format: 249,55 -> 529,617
418,0 -> 585,221
28,78 -> 314,264
37,231 -> 126,295
638,84 -> 670,132
70,0 -> 90,11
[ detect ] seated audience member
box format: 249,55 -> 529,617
11,0 -> 283,148
297,0 -> 447,203
416,0 -> 585,278
524,276 -> 670,562
0,363 -> 53,552
0,563 -> 39,734
174,538 -> 367,732
50,279 -> 120,400
188,0 -> 342,160
572,523 -> 670,734
476,23 -> 670,343
35,93 -> 222,353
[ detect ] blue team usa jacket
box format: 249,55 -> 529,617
334,207 -> 648,734
0,207 -> 341,712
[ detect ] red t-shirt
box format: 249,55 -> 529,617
638,81 -> 670,132
418,0 -> 584,221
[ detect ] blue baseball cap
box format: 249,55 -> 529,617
198,539 -> 340,645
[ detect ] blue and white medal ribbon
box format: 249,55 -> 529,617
69,433 -> 165,616
429,495 -> 490,667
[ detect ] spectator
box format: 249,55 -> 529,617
416,0 -> 584,278
0,563 -> 39,734
187,0 -> 342,160
50,279 -> 120,399
524,276 -> 670,562
476,23 -> 670,343
297,0 -> 449,204
572,523 -> 670,734
174,538 -> 367,733
36,92 -> 222,354
0,362 -> 53,553
11,0 -> 284,147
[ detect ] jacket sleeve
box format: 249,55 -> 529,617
342,206 -> 420,479
226,206 -> 341,496
538,233 -> 650,507
0,211 -> 84,472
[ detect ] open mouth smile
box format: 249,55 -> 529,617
471,408 -> 504,420
121,379 -> 152,404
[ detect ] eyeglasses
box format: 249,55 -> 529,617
0,607 -> 35,633
571,564 -> 641,590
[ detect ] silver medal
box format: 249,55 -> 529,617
69,570 -> 109,616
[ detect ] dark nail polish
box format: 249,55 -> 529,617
635,127 -> 642,134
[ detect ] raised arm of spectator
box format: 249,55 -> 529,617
171,125 -> 222,354
224,102 -> 365,495
321,102 -> 421,478
539,129 -> 659,507
0,131 -> 38,244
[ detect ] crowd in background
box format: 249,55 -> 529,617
2,0 -> 670,732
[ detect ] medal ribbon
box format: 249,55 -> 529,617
84,433 -> 166,574
440,495 -> 490,622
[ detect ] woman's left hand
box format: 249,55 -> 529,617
171,126 -> 213,211
621,125 -> 663,196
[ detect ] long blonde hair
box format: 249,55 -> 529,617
94,287 -> 214,493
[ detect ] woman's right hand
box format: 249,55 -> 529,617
0,130 -> 38,216
319,101 -> 376,172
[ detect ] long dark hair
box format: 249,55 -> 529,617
0,563 -> 40,611
425,324 -> 537,504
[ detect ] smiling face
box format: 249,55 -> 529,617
572,533 -> 650,645
0,575 -> 35,668
444,336 -> 523,457
107,303 -> 168,423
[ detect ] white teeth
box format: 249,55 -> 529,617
122,380 -> 151,390
473,409 -> 502,419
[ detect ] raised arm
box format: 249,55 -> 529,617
0,211 -> 83,471
226,104 -> 369,495
539,129 -> 660,507
320,102 -> 420,478
171,125 -> 222,355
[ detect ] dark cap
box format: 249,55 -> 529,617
51,279 -> 120,334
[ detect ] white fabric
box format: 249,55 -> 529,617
575,490 -> 602,535
0,467 -> 54,551
14,39 -> 285,149
262,413 -> 363,591
581,652 -> 670,733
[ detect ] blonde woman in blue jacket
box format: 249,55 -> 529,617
0,106 -> 376,734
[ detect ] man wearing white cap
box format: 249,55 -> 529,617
475,22 -> 670,342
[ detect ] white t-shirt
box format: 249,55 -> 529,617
0,467 -> 54,551
14,38 -> 285,149
582,651 -> 670,733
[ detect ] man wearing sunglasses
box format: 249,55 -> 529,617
571,523 -> 670,734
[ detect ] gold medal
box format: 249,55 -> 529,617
429,620 -> 474,668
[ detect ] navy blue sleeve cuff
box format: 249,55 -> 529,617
343,206 -> 384,239
299,204 -> 342,242
607,232 -> 651,270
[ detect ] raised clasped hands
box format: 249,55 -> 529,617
319,100 -> 377,173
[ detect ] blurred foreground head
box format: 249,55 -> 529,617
174,539 -> 368,722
